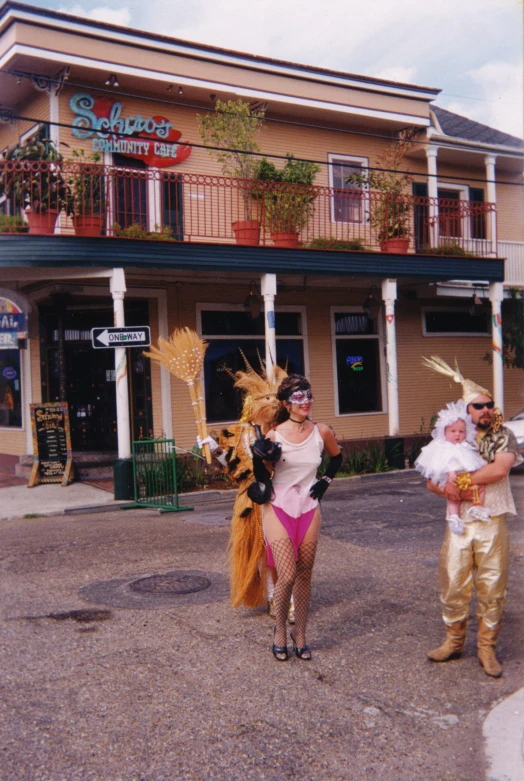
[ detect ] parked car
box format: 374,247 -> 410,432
505,410 -> 524,464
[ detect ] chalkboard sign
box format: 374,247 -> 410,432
28,402 -> 74,487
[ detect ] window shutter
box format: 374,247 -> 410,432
469,187 -> 486,240
413,183 -> 429,250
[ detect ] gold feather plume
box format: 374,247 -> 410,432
144,328 -> 212,463
421,355 -> 463,385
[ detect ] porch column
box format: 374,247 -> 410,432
261,273 -> 277,379
382,278 -> 400,436
425,146 -> 439,249
110,268 -> 131,459
485,155 -> 498,254
489,282 -> 504,414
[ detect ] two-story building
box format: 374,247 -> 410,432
0,1 -> 522,483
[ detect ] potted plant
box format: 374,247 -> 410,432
254,155 -> 320,247
197,99 -> 265,245
65,149 -> 105,237
1,138 -> 66,234
347,133 -> 414,253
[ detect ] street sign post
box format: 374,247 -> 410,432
91,326 -> 151,349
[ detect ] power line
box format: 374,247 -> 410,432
4,111 -> 522,188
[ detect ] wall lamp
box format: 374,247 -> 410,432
362,285 -> 381,320
469,287 -> 484,316
104,74 -> 119,88
178,86 -> 184,96
243,280 -> 262,320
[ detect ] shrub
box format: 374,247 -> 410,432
307,237 -> 366,251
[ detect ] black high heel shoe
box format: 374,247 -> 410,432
272,629 -> 289,662
290,631 -> 312,661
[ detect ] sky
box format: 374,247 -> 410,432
30,0 -> 524,138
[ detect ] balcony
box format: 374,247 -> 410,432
0,160 -> 498,258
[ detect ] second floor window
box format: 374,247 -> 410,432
328,154 -> 368,224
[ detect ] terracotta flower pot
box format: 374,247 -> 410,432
271,231 -> 300,248
232,220 -> 260,246
74,214 -> 104,237
380,237 -> 410,254
26,209 -> 59,235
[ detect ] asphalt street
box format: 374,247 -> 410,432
1,470 -> 523,781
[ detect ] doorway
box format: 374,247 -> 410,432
39,299 -> 153,451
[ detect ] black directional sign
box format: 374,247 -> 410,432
91,326 -> 151,349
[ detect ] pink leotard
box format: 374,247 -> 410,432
266,424 -> 324,566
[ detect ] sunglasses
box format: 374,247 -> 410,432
470,401 -> 495,410
288,390 -> 314,404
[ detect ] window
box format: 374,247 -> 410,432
332,308 -> 384,415
113,154 -> 148,230
0,349 -> 22,428
438,189 -> 461,238
422,307 -> 490,336
328,154 -> 368,223
199,306 -> 306,423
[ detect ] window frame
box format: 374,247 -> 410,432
328,153 -> 369,225
330,305 -> 387,417
197,303 -> 309,425
422,306 -> 491,337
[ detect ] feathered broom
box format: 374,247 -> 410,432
144,328 -> 212,464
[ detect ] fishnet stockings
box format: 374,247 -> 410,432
269,538 -> 318,649
293,541 -> 317,649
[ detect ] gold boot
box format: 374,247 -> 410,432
478,619 -> 502,678
427,619 -> 467,661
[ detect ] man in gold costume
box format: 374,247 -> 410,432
424,357 -> 522,677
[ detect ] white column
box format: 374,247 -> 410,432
261,273 -> 277,379
382,278 -> 400,436
425,146 -> 439,249
157,290 -> 173,439
485,155 -> 498,254
110,268 -> 132,459
489,282 -> 504,414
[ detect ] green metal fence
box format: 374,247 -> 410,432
130,438 -> 194,513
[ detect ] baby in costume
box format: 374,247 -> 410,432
415,400 -> 490,534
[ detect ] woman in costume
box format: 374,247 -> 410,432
255,374 -> 342,661
414,399 -> 490,534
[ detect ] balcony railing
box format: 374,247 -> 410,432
0,160 -> 498,257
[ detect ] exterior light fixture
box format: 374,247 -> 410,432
362,285 -> 381,320
104,74 -> 119,88
178,86 -> 184,96
243,280 -> 262,320
469,287 -> 483,316
166,85 -> 173,92
209,93 -> 217,101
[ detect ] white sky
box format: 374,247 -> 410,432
46,0 -> 524,138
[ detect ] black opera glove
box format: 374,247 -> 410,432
251,425 -> 282,463
309,476 -> 331,500
247,456 -> 274,505
309,452 -> 342,500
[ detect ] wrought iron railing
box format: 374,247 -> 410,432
0,160 -> 498,256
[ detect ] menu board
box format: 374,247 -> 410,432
28,402 -> 74,487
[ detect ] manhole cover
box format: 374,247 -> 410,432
130,573 -> 211,595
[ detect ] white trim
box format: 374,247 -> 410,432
1,44 -> 431,128
0,9 -> 440,101
327,153 -> 369,225
437,182 -> 471,241
426,133 -> 522,160
20,122 -> 43,144
421,305 -> 490,337
330,305 -> 387,417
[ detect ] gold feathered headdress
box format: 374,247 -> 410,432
421,355 -> 492,406
227,351 -> 287,432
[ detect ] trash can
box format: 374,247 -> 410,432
384,437 -> 405,470
113,458 -> 135,500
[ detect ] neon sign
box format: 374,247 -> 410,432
69,93 -> 191,168
346,355 -> 363,371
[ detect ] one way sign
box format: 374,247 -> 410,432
91,326 -> 151,349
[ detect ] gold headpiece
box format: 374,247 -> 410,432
421,356 -> 492,406
227,351 -> 287,432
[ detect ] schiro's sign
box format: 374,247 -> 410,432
69,93 -> 191,168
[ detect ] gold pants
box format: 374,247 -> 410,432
438,515 -> 509,629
